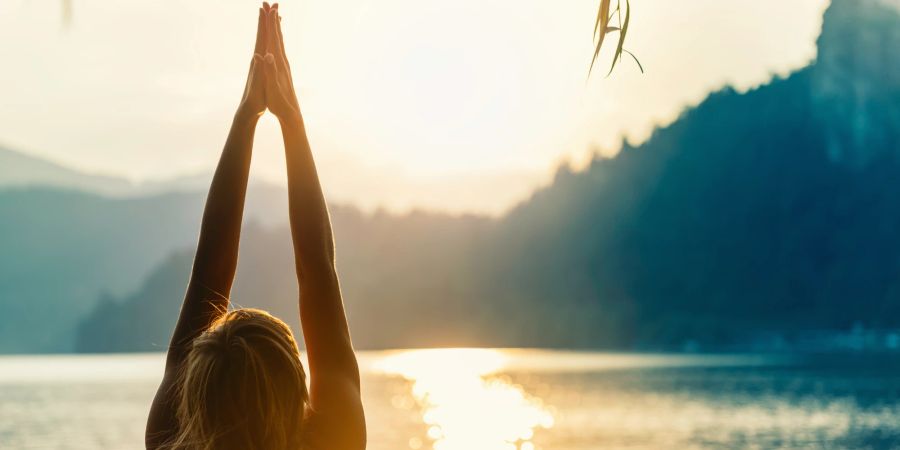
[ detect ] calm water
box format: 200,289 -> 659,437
1,349 -> 899,449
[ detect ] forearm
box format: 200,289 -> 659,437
280,112 -> 357,373
190,111 -> 259,297
279,112 -> 336,278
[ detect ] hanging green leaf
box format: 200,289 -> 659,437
589,0 -> 642,77
606,0 -> 631,77
623,49 -> 644,73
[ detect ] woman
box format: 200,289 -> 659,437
145,4 -> 366,449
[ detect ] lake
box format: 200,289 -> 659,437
1,349 -> 899,449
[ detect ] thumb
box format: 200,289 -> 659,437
251,53 -> 266,84
262,52 -> 280,94
244,54 -> 266,100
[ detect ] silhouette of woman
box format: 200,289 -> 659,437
145,4 -> 365,449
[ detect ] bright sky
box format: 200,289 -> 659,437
0,0 -> 829,214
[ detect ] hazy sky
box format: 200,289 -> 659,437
0,0 -> 828,214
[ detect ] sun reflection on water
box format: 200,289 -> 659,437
375,349 -> 555,450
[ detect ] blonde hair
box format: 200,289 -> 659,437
168,308 -> 309,450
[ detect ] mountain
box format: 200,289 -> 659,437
0,146 -> 230,199
72,0 -> 900,352
0,188 -> 205,352
0,178 -> 297,353
0,145 -> 294,352
810,0 -> 900,166
0,146 -> 134,195
0,145 -> 481,353
74,210 -> 488,352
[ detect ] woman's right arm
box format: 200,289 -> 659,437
263,6 -> 366,449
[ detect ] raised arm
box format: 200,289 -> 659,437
262,6 -> 366,449
145,8 -> 268,448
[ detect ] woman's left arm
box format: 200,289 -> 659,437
145,6 -> 269,448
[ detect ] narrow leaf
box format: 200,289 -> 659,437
623,49 -> 644,73
593,0 -> 610,38
606,0 -> 631,77
617,0 -> 622,29
589,0 -> 612,75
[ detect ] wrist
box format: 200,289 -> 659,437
276,108 -> 303,129
233,107 -> 263,128
277,111 -> 303,130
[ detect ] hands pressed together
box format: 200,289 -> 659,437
239,2 -> 300,123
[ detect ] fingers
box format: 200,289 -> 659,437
254,7 -> 266,55
245,53 -> 265,94
251,53 -> 266,86
262,52 -> 282,99
265,7 -> 278,63
273,14 -> 295,92
273,9 -> 290,69
265,6 -> 289,72
262,52 -> 277,79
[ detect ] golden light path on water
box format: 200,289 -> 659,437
374,349 -> 555,450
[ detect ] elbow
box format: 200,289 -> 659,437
294,238 -> 336,277
295,256 -> 338,285
340,352 -> 363,389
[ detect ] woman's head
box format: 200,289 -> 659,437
171,308 -> 308,450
